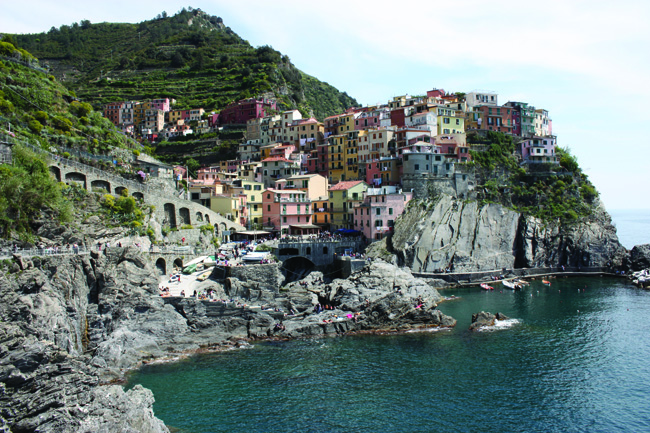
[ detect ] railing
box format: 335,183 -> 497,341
0,246 -> 91,259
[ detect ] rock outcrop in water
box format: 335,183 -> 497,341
0,247 -> 452,431
469,311 -> 510,331
374,195 -> 627,273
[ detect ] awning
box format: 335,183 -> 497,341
290,224 -> 321,229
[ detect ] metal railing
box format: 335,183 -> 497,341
0,246 -> 91,259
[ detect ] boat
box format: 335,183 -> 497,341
514,279 -> 530,286
502,280 -> 521,290
542,279 -> 551,286
196,269 -> 212,281
182,263 -> 197,274
480,283 -> 494,291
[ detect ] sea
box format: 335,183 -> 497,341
126,210 -> 650,433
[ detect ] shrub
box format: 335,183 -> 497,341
255,244 -> 272,252
28,119 -> 43,133
199,224 -> 214,234
180,224 -> 194,230
132,149 -> 140,156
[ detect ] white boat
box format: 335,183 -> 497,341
502,280 -> 521,290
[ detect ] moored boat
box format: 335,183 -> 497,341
502,280 -> 522,290
542,279 -> 551,286
480,283 -> 494,291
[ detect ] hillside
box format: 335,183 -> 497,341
10,7 -> 358,119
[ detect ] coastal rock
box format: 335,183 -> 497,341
627,244 -> 650,271
469,311 -> 509,331
385,195 -> 626,273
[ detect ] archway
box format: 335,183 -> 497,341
164,203 -> 177,228
133,192 -> 144,200
173,258 -> 183,272
179,207 -> 191,226
195,212 -> 204,223
115,186 -> 128,196
205,214 -> 210,224
65,172 -> 87,189
155,258 -> 166,275
49,166 -> 61,182
281,256 -> 316,284
91,180 -> 111,193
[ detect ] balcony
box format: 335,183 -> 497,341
275,197 -> 310,203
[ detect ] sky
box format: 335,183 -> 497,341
2,0 -> 650,211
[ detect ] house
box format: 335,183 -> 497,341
328,180 -> 368,230
353,186 -> 413,241
262,189 -> 315,235
260,156 -> 300,187
233,179 -> 265,229
520,136 -> 558,165
465,91 -> 498,107
211,193 -> 248,227
218,98 -> 277,126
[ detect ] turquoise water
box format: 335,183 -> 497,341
127,277 -> 650,432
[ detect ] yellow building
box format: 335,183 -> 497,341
328,134 -> 345,183
237,180 -> 264,229
437,106 -> 465,135
328,180 -> 368,230
343,130 -> 360,181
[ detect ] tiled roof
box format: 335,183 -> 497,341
329,180 -> 365,191
262,157 -> 292,163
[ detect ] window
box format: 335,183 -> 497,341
253,204 -> 258,211
267,205 -> 271,211
254,185 -> 261,190
444,118 -> 450,124
245,184 -> 252,190
323,247 -> 328,254
376,208 -> 381,215
415,164 -> 420,170
283,216 -> 287,223
389,208 -> 393,215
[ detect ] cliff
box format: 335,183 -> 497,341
0,245 -> 451,431
377,194 -> 627,273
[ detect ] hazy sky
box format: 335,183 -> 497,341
2,0 -> 650,210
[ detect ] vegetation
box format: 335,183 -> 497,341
467,132 -> 598,223
0,145 -> 72,238
11,8 -> 358,120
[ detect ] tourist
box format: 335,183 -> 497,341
180,290 -> 185,297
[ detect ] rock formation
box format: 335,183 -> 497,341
469,311 -> 510,331
0,247 -> 453,431
376,195 -> 627,273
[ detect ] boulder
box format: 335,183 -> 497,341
469,311 -> 509,331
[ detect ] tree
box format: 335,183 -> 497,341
186,158 -> 200,178
80,20 -> 91,29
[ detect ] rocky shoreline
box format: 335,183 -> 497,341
1,195 -> 649,431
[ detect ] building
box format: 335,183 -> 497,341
328,180 -> 368,230
353,186 -> 413,241
262,189 -> 315,235
260,157 -> 300,187
466,91 -> 498,107
520,136 -> 558,164
218,98 -> 277,125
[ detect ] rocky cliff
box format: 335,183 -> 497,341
377,195 -> 627,273
0,246 -> 451,431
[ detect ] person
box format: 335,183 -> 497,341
180,290 -> 185,297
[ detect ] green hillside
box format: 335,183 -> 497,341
11,7 -> 358,119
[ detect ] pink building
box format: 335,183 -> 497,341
353,187 -> 413,241
262,189 -> 316,235
150,98 -> 172,112
520,136 -> 558,165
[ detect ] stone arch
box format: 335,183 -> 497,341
173,258 -> 183,271
114,186 -> 128,197
281,256 -> 316,283
164,203 -> 177,228
179,207 -> 191,226
219,222 -> 227,232
49,165 -> 61,182
195,212 -> 204,223
205,214 -> 210,224
132,192 -> 144,200
65,172 -> 87,189
91,179 -> 111,193
155,258 -> 166,275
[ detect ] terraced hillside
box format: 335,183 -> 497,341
11,7 -> 358,119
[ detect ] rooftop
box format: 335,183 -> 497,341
329,180 -> 365,191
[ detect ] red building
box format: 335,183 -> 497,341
218,98 -> 277,126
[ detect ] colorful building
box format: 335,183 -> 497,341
262,189 -> 314,235
328,180 -> 368,230
353,186 -> 413,240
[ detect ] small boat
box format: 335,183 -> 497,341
196,269 -> 212,281
502,280 -> 521,290
480,283 -> 494,291
514,279 -> 530,286
542,279 -> 551,286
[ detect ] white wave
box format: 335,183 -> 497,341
477,318 -> 520,332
